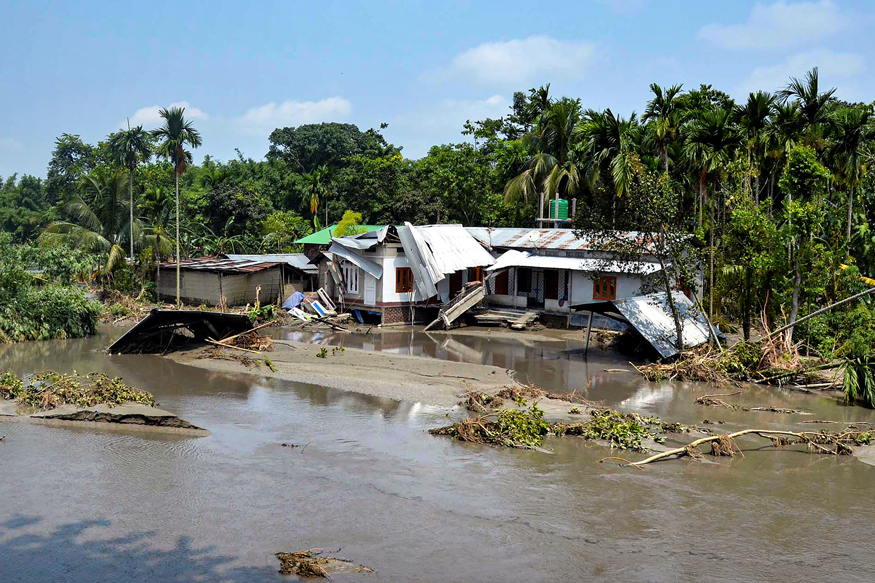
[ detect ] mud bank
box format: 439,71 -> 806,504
0,401 -> 209,436
166,339 -> 518,406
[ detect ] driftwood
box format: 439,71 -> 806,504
626,428 -> 864,466
205,338 -> 262,354
219,320 -> 275,344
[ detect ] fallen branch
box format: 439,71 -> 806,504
219,320 -> 275,344
205,338 -> 262,354
627,428 -> 868,466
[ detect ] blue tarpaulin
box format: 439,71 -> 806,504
282,291 -> 306,310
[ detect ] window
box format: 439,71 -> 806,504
593,276 -> 617,301
494,269 -> 509,295
544,270 -> 559,300
517,268 -> 532,293
396,267 -> 413,293
467,266 -> 483,283
342,261 -> 359,294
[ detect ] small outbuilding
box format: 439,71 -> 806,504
157,257 -> 283,307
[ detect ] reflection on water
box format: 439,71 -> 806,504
275,328 -> 647,403
2,327 -> 875,583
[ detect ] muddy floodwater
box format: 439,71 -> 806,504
3,327 -> 875,582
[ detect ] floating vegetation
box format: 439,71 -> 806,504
431,407 -> 677,452
275,549 -> 373,578
1,370 -> 155,412
316,348 -> 329,359
568,407 -> 582,415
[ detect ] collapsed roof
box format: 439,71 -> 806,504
107,309 -> 253,355
572,292 -> 722,359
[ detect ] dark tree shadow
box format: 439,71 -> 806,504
0,515 -> 280,582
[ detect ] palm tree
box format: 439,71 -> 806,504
735,91 -> 775,203
682,108 -> 740,227
643,83 -> 684,174
764,101 -> 805,205
40,169 -> 135,273
827,107 -> 875,243
152,106 -> 202,306
302,165 -> 336,227
577,108 -> 643,199
107,122 -> 151,262
504,98 -> 583,222
778,68 -> 836,149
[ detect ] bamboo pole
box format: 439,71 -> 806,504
767,286 -> 875,339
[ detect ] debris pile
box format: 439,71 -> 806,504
625,427 -> 873,466
431,406 -> 682,451
1,370 -> 156,413
635,333 -> 840,389
461,383 -> 604,413
275,549 -> 373,578
225,330 -> 273,352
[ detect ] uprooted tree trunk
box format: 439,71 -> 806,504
624,428 -> 866,466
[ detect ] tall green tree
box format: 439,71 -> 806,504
504,98 -> 583,221
107,122 -> 152,261
735,91 -> 775,203
643,83 -> 684,174
152,106 -> 202,306
826,107 -> 874,243
778,68 -> 836,149
578,108 -> 643,200
41,169 -> 134,273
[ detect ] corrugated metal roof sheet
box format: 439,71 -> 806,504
327,243 -> 383,278
158,257 -> 280,274
224,254 -> 317,274
397,223 -> 496,300
485,250 -> 663,274
574,292 -> 715,359
466,227 -> 653,251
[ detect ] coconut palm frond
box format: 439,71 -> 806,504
105,244 -> 126,274
41,222 -> 112,253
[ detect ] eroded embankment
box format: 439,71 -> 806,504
0,371 -> 208,435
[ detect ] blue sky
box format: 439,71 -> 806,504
1,0 -> 872,178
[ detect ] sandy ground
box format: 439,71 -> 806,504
168,339 -> 519,407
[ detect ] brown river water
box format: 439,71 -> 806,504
2,327 -> 875,582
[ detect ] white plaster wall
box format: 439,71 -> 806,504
381,254 -> 413,303
569,270 -> 648,304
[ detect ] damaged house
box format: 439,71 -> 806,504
311,223 -> 495,324
465,227 -> 702,324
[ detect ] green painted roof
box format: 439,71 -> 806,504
294,224 -> 385,245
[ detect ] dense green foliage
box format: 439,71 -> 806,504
3,67 -> 875,365
0,234 -> 101,342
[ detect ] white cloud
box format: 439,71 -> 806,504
737,49 -> 864,95
0,137 -> 23,151
698,1 -> 848,50
124,101 -> 209,129
235,97 -> 352,134
444,36 -> 595,85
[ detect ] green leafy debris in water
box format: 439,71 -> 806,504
0,370 -> 155,412
431,407 -> 678,451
